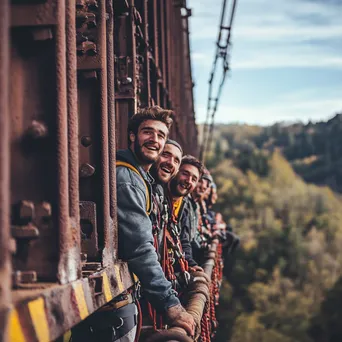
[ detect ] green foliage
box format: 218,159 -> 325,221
210,139 -> 342,341
204,113 -> 342,192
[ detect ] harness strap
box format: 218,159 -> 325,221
116,160 -> 151,214
172,197 -> 183,221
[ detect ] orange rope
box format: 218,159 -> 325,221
135,300 -> 143,342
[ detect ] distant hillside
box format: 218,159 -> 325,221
203,112 -> 342,192
212,152 -> 342,342
204,112 -> 342,342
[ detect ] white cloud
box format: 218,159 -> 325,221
189,0 -> 342,70
195,98 -> 342,126
233,55 -> 342,70
192,52 -> 208,61
234,25 -> 342,41
188,0 -> 342,125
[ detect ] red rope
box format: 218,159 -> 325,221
135,300 -> 143,342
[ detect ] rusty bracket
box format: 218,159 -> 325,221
12,270 -> 38,288
82,262 -> 101,271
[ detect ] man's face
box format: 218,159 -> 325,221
203,185 -> 211,200
170,164 -> 200,197
211,188 -> 218,204
154,144 -> 182,184
130,119 -> 168,165
194,178 -> 210,198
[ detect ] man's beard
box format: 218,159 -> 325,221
170,177 -> 188,197
134,139 -> 159,164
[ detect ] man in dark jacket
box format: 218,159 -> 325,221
168,155 -> 204,270
138,139 -> 184,329
116,107 -> 195,339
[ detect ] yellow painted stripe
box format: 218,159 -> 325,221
103,273 -> 113,302
73,282 -> 89,320
9,309 -> 26,342
28,297 -> 50,342
114,265 -> 124,292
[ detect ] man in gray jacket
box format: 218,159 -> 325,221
116,106 -> 195,339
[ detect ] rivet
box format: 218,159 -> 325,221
81,136 -> 92,147
27,120 -> 48,139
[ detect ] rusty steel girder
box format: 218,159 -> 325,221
114,0 -> 198,154
0,1 -> 11,341
1,0 -> 198,341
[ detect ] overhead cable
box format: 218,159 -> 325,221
199,0 -> 238,162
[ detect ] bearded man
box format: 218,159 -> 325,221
168,155 -> 204,272
149,139 -> 183,253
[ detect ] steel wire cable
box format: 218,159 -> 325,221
200,0 -> 238,162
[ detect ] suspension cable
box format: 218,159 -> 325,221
199,0 -> 238,162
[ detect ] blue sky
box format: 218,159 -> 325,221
187,0 -> 342,125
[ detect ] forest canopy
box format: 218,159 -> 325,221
206,113 -> 342,342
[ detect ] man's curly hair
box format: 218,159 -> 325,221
180,155 -> 204,178
127,106 -> 174,145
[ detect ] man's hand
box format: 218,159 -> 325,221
189,265 -> 204,273
166,304 -> 195,337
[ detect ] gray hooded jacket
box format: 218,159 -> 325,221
116,149 -> 180,312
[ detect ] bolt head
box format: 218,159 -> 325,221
37,202 -> 52,218
81,136 -> 92,147
80,163 -> 95,178
19,200 -> 35,221
27,120 -> 48,139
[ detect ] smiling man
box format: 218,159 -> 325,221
168,155 -> 204,271
151,139 -> 183,184
141,139 -> 184,329
149,139 -> 183,258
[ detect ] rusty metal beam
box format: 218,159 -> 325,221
99,0 -> 115,266
56,0 -> 78,284
143,0 -> 151,106
107,0 -> 118,260
0,1 -> 11,341
66,0 -> 82,280
114,0 -> 137,149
